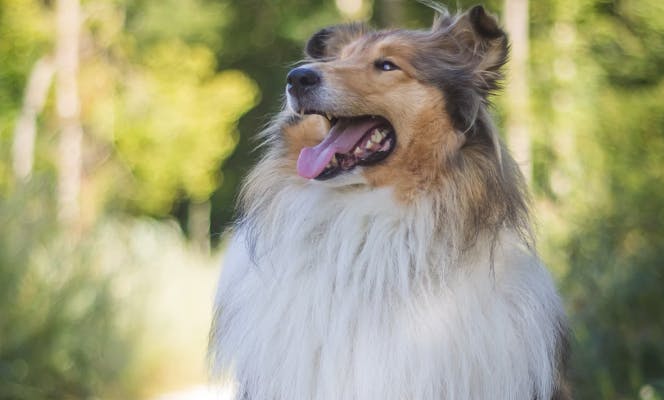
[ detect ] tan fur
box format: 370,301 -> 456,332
364,98 -> 463,203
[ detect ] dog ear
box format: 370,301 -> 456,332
305,23 -> 370,59
437,5 -> 508,93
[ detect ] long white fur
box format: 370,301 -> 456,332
211,173 -> 565,400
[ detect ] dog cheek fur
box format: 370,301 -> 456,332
362,89 -> 462,201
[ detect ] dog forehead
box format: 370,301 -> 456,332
338,30 -> 414,59
337,33 -> 376,58
374,34 -> 418,58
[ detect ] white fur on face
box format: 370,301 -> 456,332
211,181 -> 565,400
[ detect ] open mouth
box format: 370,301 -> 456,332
296,112 -> 396,180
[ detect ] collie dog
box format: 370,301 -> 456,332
211,5 -> 570,400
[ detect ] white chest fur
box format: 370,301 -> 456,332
212,185 -> 564,400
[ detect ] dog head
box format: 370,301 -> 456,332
282,5 -> 508,200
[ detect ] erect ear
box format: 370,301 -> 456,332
305,23 -> 370,59
440,5 -> 508,93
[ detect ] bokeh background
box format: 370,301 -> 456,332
1,0 -> 663,399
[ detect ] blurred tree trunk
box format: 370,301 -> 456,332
503,0 -> 531,183
55,0 -> 83,228
548,2 -> 579,199
12,56 -> 54,181
188,200 -> 211,255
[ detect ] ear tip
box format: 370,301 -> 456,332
468,5 -> 504,39
469,5 -> 487,15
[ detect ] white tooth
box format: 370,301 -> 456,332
330,155 -> 338,166
354,147 -> 363,156
325,112 -> 331,120
371,133 -> 381,143
365,141 -> 373,149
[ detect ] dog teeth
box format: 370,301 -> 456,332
326,154 -> 339,168
325,112 -> 332,121
371,128 -> 387,143
354,147 -> 363,156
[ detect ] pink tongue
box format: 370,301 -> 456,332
297,118 -> 380,179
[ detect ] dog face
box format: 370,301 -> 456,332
283,6 -> 508,201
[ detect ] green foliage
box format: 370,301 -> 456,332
0,0 -> 258,217
81,0 -> 259,216
562,84 -> 664,399
0,179 -> 220,399
110,42 -> 258,212
537,1 -> 663,398
0,179 -> 137,399
125,0 -> 229,50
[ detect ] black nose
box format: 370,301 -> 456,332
286,67 -> 321,94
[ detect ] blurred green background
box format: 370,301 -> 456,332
1,0 -> 663,399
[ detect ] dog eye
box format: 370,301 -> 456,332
374,60 -> 400,72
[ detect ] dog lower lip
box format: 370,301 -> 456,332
314,166 -> 342,180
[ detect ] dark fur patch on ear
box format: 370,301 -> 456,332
305,27 -> 333,59
304,23 -> 371,60
469,5 -> 503,39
